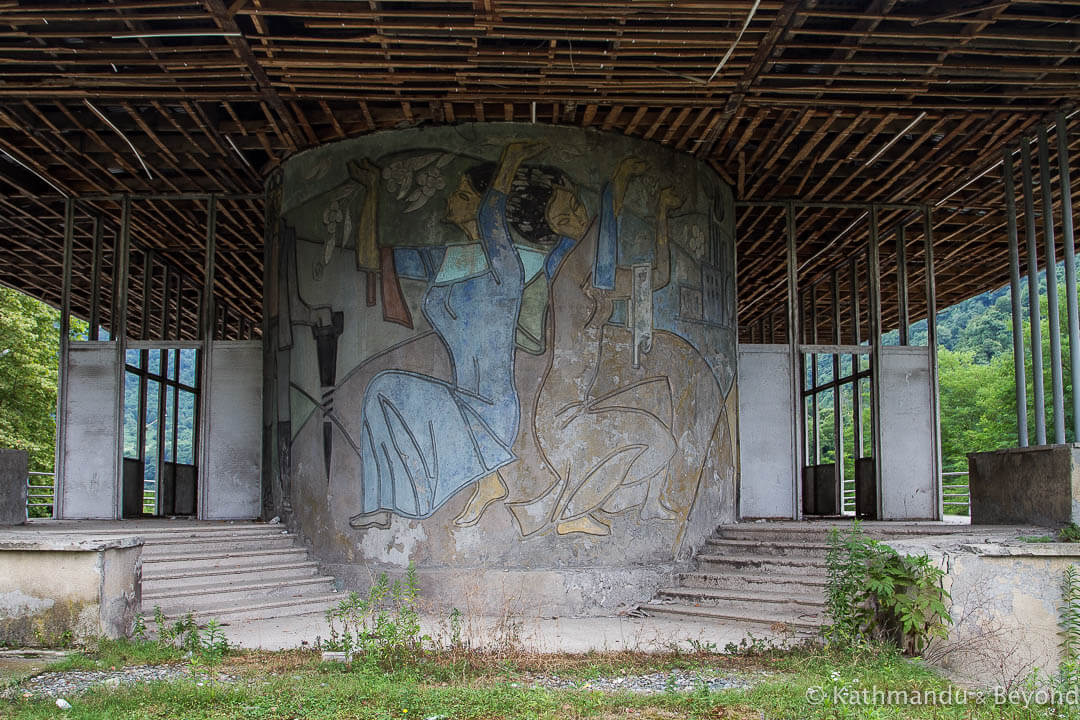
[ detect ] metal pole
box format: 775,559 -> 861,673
54,198 -> 75,519
115,195 -> 131,342
832,268 -> 844,512
197,195 -> 218,520
786,201 -> 802,519
811,282 -> 820,465
112,196 -> 131,519
201,195 -> 218,342
896,225 -> 909,345
1004,148 -> 1030,447
1039,126 -> 1066,444
1022,139 -> 1047,444
59,198 -> 73,348
800,291 -> 810,463
1057,111 -> 1080,440
160,268 -> 171,342
88,217 -> 103,341
174,273 -> 184,341
850,256 -> 863,460
140,249 -> 154,341
923,205 -> 943,520
868,206 -> 884,519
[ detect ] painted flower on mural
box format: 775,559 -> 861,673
383,152 -> 454,212
319,186 -> 360,267
408,166 -> 447,212
684,225 -> 706,261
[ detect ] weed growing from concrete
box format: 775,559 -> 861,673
130,613 -> 147,642
824,521 -> 951,655
319,562 -> 428,671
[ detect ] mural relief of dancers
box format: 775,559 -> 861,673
346,140 -> 548,529
273,132 -> 734,544
506,157 -> 728,538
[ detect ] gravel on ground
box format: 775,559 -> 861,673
1,665 -> 236,700
526,669 -> 763,694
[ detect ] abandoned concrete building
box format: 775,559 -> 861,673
1,0 -> 1079,677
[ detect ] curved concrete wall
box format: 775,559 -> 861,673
264,123 -> 738,614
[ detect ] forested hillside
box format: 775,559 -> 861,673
934,261 -> 1079,471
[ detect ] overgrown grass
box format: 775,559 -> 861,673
4,641 -> 1078,719
36,638 -> 189,672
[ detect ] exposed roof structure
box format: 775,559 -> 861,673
0,0 -> 1077,340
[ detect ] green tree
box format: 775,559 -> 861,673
937,347 -> 1017,472
0,287 -> 87,516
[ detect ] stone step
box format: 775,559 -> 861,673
713,523 -> 980,543
147,593 -> 343,625
141,548 -> 311,574
677,571 -> 827,595
144,581 -> 337,617
143,575 -> 335,607
143,562 -> 321,592
695,553 -> 827,576
137,529 -> 292,544
655,586 -> 825,613
70,524 -> 285,540
704,538 -> 830,557
640,602 -> 822,633
140,534 -> 297,557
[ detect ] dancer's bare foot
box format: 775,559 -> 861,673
453,472 -> 508,527
638,470 -> 678,522
349,510 -> 391,529
556,514 -> 611,536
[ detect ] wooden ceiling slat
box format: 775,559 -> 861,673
0,0 -> 1075,340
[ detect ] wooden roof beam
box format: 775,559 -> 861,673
700,0 -> 801,158
203,0 -> 305,149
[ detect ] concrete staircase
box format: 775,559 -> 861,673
133,523 -> 341,625
643,521 -> 980,636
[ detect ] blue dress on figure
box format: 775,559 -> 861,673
357,189 -> 524,519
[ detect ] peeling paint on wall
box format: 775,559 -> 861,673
0,590 -> 55,618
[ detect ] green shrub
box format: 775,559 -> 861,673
824,521 -> 951,655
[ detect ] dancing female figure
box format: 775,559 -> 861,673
349,141 -> 544,528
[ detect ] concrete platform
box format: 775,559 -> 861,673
13,517 -> 272,535
212,611 -> 797,653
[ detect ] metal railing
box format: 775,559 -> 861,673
26,471 -> 55,518
942,471 -> 970,514
143,487 -> 157,515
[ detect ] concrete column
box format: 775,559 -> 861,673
1003,148 -> 1029,446
0,449 -> 28,525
